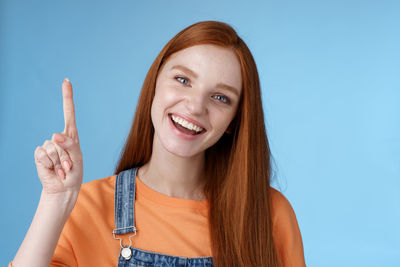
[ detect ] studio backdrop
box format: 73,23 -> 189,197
1,0 -> 399,266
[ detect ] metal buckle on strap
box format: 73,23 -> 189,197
113,226 -> 136,238
113,226 -> 137,260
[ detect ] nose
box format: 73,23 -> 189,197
184,91 -> 207,115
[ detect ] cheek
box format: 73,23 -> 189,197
151,89 -> 167,116
150,98 -> 158,128
151,87 -> 181,124
211,110 -> 237,133
150,90 -> 165,124
154,85 -> 181,107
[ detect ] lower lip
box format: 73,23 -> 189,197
168,114 -> 205,141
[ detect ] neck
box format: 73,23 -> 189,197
138,139 -> 206,201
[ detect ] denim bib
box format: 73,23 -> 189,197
113,167 -> 214,267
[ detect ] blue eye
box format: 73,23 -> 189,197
213,95 -> 230,104
176,76 -> 190,86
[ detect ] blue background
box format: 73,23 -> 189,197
1,0 -> 399,266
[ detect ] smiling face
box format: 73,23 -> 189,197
150,44 -> 242,158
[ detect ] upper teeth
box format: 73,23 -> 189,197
171,115 -> 203,132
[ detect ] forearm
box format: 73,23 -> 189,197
12,190 -> 78,267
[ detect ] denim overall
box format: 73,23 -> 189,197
113,167 -> 214,267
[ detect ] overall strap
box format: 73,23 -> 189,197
113,167 -> 138,236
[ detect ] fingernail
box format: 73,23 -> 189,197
63,161 -> 70,171
54,134 -> 65,143
57,168 -> 65,179
65,78 -> 70,82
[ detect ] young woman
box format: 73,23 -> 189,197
11,21 -> 306,267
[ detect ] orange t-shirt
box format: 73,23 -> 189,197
13,174 -> 305,266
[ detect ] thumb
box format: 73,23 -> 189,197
52,133 -> 82,164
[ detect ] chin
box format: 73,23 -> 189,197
164,145 -> 204,159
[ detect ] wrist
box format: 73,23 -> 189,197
40,189 -> 80,213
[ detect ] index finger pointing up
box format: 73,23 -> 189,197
62,78 -> 79,142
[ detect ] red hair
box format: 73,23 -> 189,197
115,21 -> 281,266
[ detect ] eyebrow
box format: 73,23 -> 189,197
171,65 -> 199,79
170,64 -> 240,97
215,83 -> 240,97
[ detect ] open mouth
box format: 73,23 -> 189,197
169,114 -> 206,136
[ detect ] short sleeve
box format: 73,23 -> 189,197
270,187 -> 306,267
8,225 -> 78,267
8,231 -> 77,267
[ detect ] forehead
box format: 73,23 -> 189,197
161,44 -> 242,91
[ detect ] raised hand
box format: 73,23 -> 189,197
11,78 -> 84,267
34,78 -> 83,195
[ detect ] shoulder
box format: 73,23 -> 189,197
269,187 -> 306,266
79,174 -> 116,199
81,174 -> 116,189
269,187 -> 297,225
52,175 -> 117,266
65,174 -> 117,232
71,175 -> 116,215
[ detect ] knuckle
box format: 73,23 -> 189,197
46,145 -> 58,158
54,163 -> 62,170
54,142 -> 64,153
36,148 -> 46,159
38,158 -> 50,168
35,151 -> 52,168
37,149 -> 46,160
34,149 -> 41,162
47,149 -> 57,159
34,146 -> 41,156
60,155 -> 70,163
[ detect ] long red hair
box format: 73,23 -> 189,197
115,21 -> 281,267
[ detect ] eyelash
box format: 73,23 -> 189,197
213,95 -> 230,104
174,75 -> 231,105
175,76 -> 190,86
